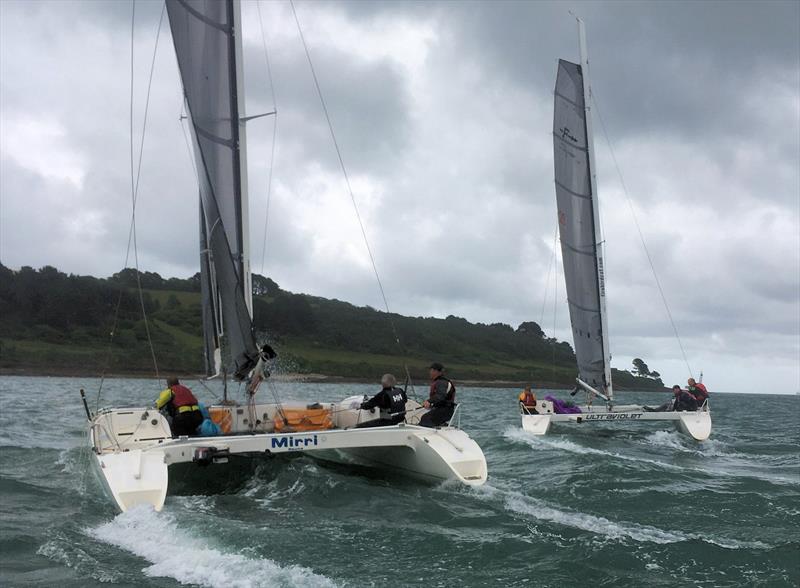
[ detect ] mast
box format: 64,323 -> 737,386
231,0 -> 253,318
167,0 -> 260,380
576,17 -> 613,400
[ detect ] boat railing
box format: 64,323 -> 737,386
449,403 -> 462,429
90,417 -> 121,453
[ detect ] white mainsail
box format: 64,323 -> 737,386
552,20 -> 612,399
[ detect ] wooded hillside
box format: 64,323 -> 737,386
0,264 -> 664,389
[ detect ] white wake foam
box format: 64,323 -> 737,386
505,427 -> 799,487
504,491 -> 770,549
503,427 -> 686,472
89,505 -> 337,588
37,534 -> 122,583
490,469 -> 772,550
644,431 -> 734,457
505,495 -> 684,544
644,430 -> 688,451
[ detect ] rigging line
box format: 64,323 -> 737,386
256,0 -> 278,277
195,377 -> 222,402
179,100 -> 199,183
539,225 -> 558,327
96,0 -> 164,408
552,226 -> 559,383
124,0 -> 166,389
259,116 -> 278,277
266,379 -> 288,425
129,1 -> 167,386
591,92 -> 693,378
289,0 -> 416,395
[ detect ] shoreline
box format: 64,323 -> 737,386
0,366 -> 666,391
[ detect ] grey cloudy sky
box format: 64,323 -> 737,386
1,0 -> 798,393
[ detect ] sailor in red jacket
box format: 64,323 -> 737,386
155,376 -> 203,437
687,378 -> 709,406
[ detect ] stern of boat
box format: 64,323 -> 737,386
520,400 -> 554,435
89,408 -> 172,512
408,427 -> 487,485
675,408 -> 712,441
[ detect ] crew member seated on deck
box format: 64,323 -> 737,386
155,376 -> 203,437
687,378 -> 709,406
645,385 -> 698,412
420,362 -> 456,428
358,373 -> 408,427
673,385 -> 699,412
518,385 -> 538,414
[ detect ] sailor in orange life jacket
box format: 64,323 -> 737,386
519,385 -> 538,414
687,378 -> 709,405
155,376 -> 203,437
420,362 -> 456,428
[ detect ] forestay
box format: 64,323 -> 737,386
552,58 -> 610,394
166,0 -> 258,379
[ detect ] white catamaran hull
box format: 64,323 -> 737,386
520,400 -> 712,441
88,1 -> 489,515
89,402 -> 487,512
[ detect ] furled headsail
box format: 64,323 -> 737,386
167,0 -> 258,379
552,57 -> 611,395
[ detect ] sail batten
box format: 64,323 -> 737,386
167,0 -> 258,379
552,55 -> 611,395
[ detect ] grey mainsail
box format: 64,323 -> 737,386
552,58 -> 612,395
199,199 -> 221,375
167,0 -> 258,379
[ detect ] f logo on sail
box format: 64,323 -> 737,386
559,126 -> 578,143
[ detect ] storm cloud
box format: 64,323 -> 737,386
1,0 -> 798,393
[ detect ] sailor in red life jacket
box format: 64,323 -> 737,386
155,376 -> 203,437
420,362 -> 456,427
518,385 -> 538,414
687,378 -> 709,406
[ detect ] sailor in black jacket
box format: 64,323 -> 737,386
358,374 -> 408,427
420,362 -> 456,427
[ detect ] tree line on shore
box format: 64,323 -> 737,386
0,264 -> 664,389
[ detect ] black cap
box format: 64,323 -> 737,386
429,362 -> 444,371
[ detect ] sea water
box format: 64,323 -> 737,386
0,376 -> 797,587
